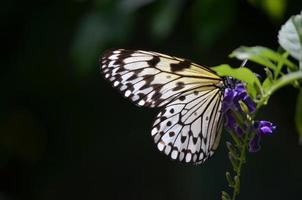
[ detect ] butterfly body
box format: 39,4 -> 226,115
100,49 -> 225,164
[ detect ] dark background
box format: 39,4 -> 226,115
1,0 -> 302,199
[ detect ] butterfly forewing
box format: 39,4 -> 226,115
100,49 -> 225,164
101,49 -> 222,107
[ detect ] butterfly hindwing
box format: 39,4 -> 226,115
100,49 -> 225,164
152,88 -> 223,164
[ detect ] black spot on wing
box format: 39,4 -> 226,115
170,60 -> 191,72
181,136 -> 187,143
169,132 -> 175,137
179,96 -> 186,101
173,82 -> 185,91
147,56 -> 160,66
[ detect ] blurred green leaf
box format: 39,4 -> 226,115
278,11 -> 302,62
221,191 -> 231,200
226,142 -> 239,158
150,0 -> 183,39
191,0 -> 237,48
263,0 -> 286,21
248,0 -> 286,21
295,89 -> 302,145
230,46 -> 297,71
118,0 -> 155,12
226,171 -> 235,187
71,7 -> 134,77
212,64 -> 262,99
229,131 -> 241,147
228,152 -> 239,171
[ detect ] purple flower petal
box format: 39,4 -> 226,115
236,126 -> 244,136
225,111 -> 236,129
259,121 -> 272,127
243,96 -> 256,113
249,133 -> 262,152
235,83 -> 245,93
237,90 -> 247,100
256,120 -> 276,136
224,88 -> 235,103
260,126 -> 273,135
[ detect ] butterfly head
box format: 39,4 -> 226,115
223,76 -> 239,90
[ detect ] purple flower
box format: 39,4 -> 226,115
222,83 -> 256,136
223,83 -> 256,114
242,95 -> 256,113
249,120 -> 276,152
222,83 -> 276,152
223,81 -> 276,152
249,132 -> 261,152
257,121 -> 276,135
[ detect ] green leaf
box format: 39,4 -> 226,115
212,64 -> 262,99
275,52 -> 289,78
230,46 -> 297,71
262,77 -> 273,93
191,0 -> 236,48
118,0 -> 155,11
221,191 -> 231,200
265,67 -> 274,80
278,11 -> 302,62
262,68 -> 274,93
234,175 -> 240,192
226,172 -> 235,187
229,132 -> 241,147
229,152 -> 239,170
248,0 -> 286,22
71,7 -> 134,78
262,0 -> 286,21
295,89 -> 302,145
150,0 -> 183,40
226,142 -> 239,158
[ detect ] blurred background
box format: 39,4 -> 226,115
1,0 -> 302,199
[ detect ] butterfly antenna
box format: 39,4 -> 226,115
240,59 -> 248,68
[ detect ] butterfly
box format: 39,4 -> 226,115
100,49 -> 225,164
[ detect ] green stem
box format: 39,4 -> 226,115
257,70 -> 302,109
231,132 -> 249,200
268,71 -> 302,95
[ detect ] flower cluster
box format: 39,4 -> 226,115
222,83 -> 276,152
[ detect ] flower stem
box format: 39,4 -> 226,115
231,132 -> 249,200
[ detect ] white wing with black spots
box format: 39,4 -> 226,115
151,88 -> 223,164
100,49 -> 223,108
100,49 -> 225,165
